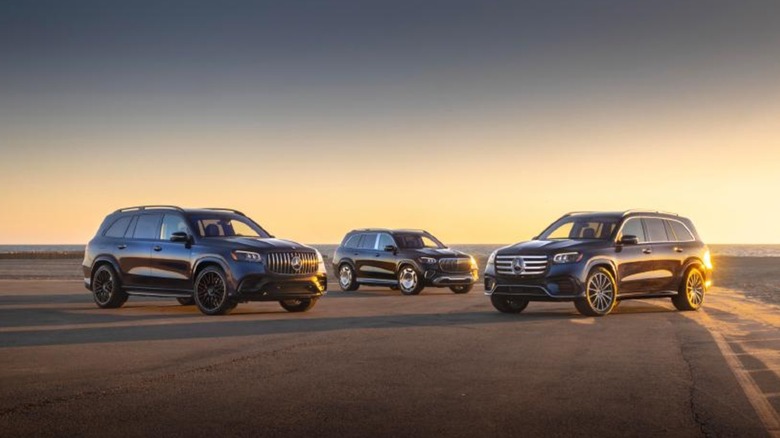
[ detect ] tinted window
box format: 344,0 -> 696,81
620,218 -> 646,243
124,216 -> 138,238
160,214 -> 190,240
378,233 -> 395,249
358,233 -> 377,250
669,220 -> 694,241
540,217 -> 619,240
133,214 -> 162,240
104,216 -> 131,238
192,214 -> 270,238
644,218 -> 669,242
344,234 -> 361,248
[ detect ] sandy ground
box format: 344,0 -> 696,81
0,279 -> 778,437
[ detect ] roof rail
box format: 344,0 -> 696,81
203,208 -> 246,216
115,205 -> 184,213
564,211 -> 595,216
622,209 -> 678,216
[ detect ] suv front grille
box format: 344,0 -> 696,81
438,258 -> 472,273
495,255 -> 548,276
266,252 -> 318,275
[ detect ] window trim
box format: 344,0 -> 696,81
614,216 -> 696,244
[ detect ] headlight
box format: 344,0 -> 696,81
419,257 -> 437,265
469,256 -> 478,269
487,251 -> 497,265
316,250 -> 327,272
553,252 -> 582,264
231,250 -> 263,263
703,250 -> 713,269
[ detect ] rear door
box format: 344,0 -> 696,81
126,213 -> 163,288
665,219 -> 698,286
149,213 -> 194,292
641,218 -> 678,292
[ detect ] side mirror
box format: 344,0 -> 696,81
171,232 -> 190,243
383,245 -> 397,253
619,235 -> 639,245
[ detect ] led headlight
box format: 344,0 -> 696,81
316,250 -> 327,272
552,252 -> 583,264
419,257 -> 437,265
469,256 -> 478,269
486,251 -> 498,266
231,250 -> 263,263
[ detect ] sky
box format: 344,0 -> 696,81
1,0 -> 779,245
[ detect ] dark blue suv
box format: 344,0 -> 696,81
83,206 -> 327,315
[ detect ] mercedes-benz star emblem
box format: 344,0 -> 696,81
512,257 -> 525,273
291,256 -> 302,271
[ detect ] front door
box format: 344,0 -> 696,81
616,217 -> 656,294
149,213 -> 193,292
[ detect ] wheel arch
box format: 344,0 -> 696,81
91,255 -> 122,284
585,258 -> 618,282
396,259 -> 423,274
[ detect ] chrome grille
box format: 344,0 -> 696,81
439,258 -> 472,273
266,252 -> 318,275
495,255 -> 548,276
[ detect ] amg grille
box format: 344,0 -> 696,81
266,252 -> 318,275
438,258 -> 472,273
495,255 -> 548,276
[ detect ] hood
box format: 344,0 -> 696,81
411,247 -> 469,258
208,237 -> 315,252
498,239 -> 604,254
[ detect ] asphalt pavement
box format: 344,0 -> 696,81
0,280 -> 776,437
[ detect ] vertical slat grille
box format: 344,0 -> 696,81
439,258 -> 472,273
266,251 -> 318,274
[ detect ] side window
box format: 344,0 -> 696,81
160,214 -> 190,240
378,233 -> 395,249
358,233 -> 378,250
670,220 -> 694,242
344,234 -> 361,248
643,218 -> 669,242
620,218 -> 646,243
124,216 -> 138,238
133,214 -> 163,240
104,216 -> 131,238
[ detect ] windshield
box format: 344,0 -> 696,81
191,214 -> 271,238
395,233 -> 446,249
538,216 -> 618,240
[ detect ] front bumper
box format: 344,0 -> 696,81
423,269 -> 479,287
235,272 -> 328,302
483,274 -> 584,300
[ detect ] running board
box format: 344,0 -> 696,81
126,290 -> 191,299
617,291 -> 678,301
356,278 -> 398,286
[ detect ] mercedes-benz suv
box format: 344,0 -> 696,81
484,210 -> 712,316
83,205 -> 328,315
332,229 -> 478,295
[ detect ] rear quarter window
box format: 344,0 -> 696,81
104,216 -> 132,238
344,234 -> 361,248
669,220 -> 695,241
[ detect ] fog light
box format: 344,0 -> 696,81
425,270 -> 436,279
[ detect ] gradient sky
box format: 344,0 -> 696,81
1,0 -> 779,244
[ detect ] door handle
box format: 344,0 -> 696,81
153,246 -> 162,252
117,244 -> 127,250
673,247 -> 684,253
642,248 -> 652,254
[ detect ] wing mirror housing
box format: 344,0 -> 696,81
619,235 -> 639,245
171,232 -> 190,243
384,245 -> 398,253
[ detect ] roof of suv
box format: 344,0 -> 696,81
565,210 -> 683,219
112,205 -> 246,216
349,228 -> 430,234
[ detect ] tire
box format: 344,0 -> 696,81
398,265 -> 424,295
177,297 -> 195,306
279,298 -> 318,312
575,267 -> 617,317
194,266 -> 237,315
672,267 -> 705,311
450,284 -> 473,294
338,264 -> 359,291
490,294 -> 529,313
91,264 -> 128,309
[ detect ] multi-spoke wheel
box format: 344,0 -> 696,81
279,298 -> 318,312
450,284 -> 473,294
91,264 -> 128,309
672,267 -> 706,311
194,267 -> 236,315
398,265 -> 424,295
490,294 -> 529,313
575,267 -> 617,316
338,264 -> 359,291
